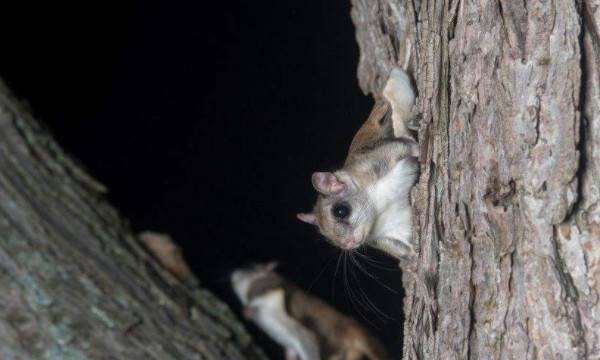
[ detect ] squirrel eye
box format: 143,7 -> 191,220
332,202 -> 351,219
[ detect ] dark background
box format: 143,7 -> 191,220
0,1 -> 405,357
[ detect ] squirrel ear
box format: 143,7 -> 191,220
311,172 -> 346,195
265,261 -> 279,271
297,213 -> 318,225
243,306 -> 257,319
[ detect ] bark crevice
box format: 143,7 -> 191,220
351,0 -> 599,358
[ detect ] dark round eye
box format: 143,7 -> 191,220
332,202 -> 351,219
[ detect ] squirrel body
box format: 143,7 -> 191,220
231,263 -> 391,360
298,68 -> 418,260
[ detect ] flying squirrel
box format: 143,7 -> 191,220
297,68 -> 419,262
231,262 -> 391,360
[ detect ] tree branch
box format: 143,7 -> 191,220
0,79 -> 267,359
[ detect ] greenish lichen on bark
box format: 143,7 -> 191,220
0,80 -> 267,359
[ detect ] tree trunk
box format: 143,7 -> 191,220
351,0 -> 600,359
0,81 -> 266,359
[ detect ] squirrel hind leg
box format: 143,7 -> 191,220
383,68 -> 416,139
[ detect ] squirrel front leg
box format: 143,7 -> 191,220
383,68 -> 416,140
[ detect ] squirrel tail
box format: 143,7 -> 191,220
383,68 -> 416,139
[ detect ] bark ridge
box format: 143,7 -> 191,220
0,80 -> 267,360
350,0 -> 600,359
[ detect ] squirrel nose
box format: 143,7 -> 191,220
340,237 -> 359,249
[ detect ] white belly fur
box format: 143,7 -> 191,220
368,158 -> 415,254
249,290 -> 320,360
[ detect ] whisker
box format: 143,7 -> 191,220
348,266 -> 388,326
354,248 -> 401,271
349,252 -> 377,278
331,250 -> 344,300
343,252 -> 377,328
308,256 -> 334,292
350,252 -> 398,294
348,253 -> 395,322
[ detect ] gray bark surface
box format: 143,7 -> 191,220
350,0 -> 600,359
0,81 -> 266,359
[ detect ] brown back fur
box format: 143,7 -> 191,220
246,271 -> 390,360
345,101 -> 393,166
283,281 -> 391,360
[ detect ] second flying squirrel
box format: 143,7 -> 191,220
297,68 -> 419,261
231,262 -> 391,360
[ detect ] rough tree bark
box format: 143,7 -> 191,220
0,81 -> 266,359
3,1 -> 599,359
351,0 -> 600,359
